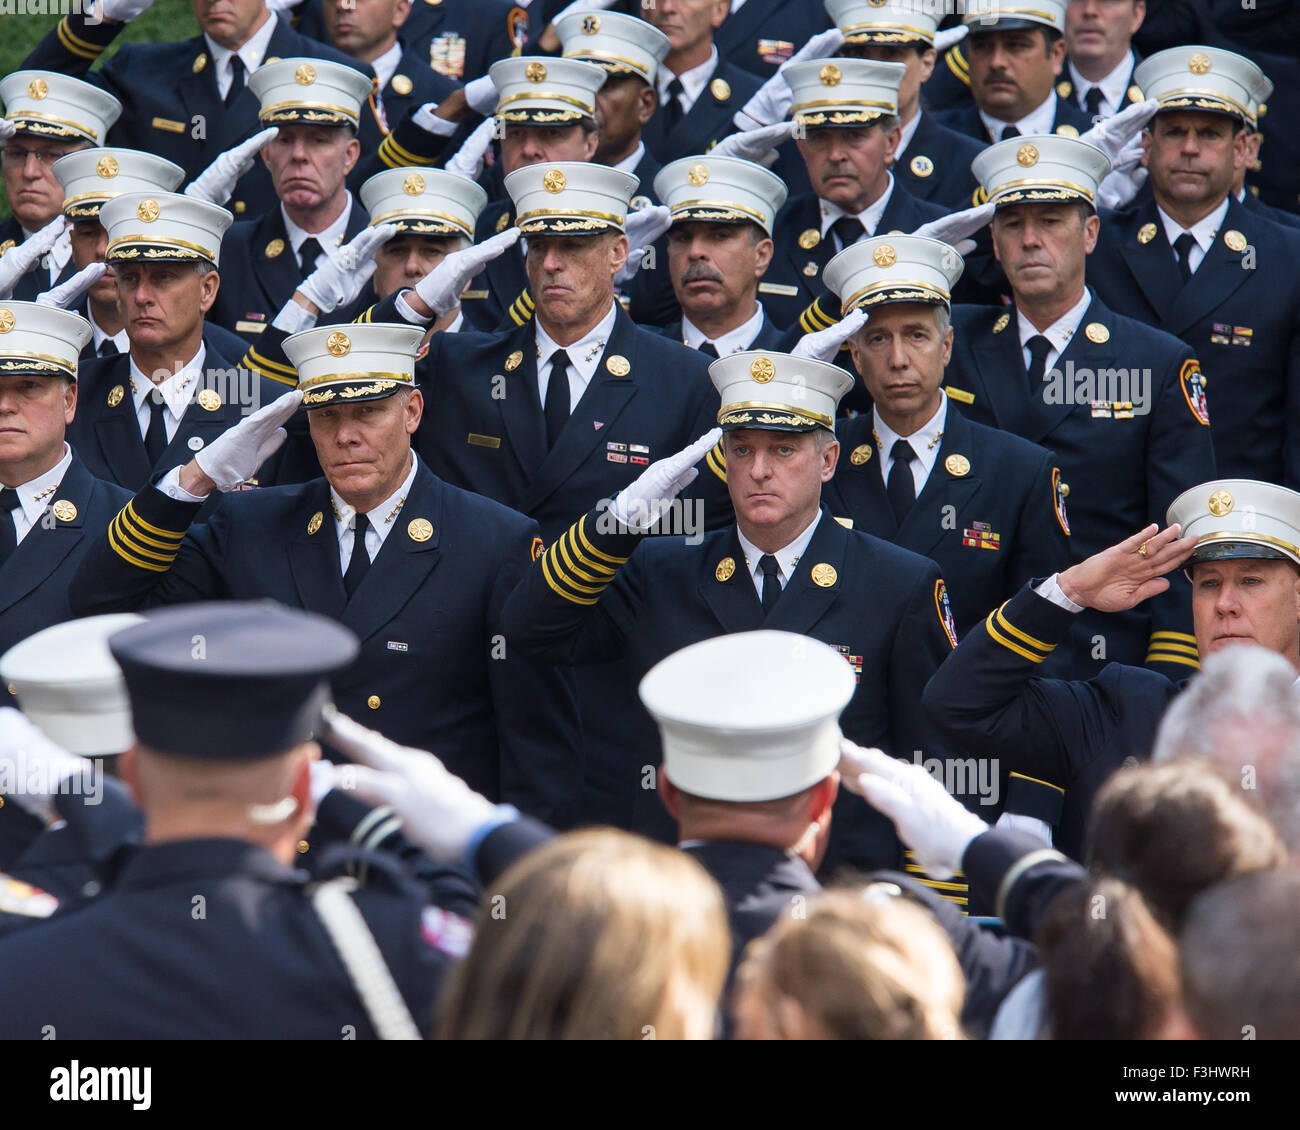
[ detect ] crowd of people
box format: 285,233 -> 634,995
0,0 -> 1297,1041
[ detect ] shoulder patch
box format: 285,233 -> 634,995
531,536 -> 544,561
1051,466 -> 1070,535
1179,359 -> 1210,426
934,579 -> 958,649
420,905 -> 474,959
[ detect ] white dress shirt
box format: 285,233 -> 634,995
896,107 -> 923,155
681,305 -> 765,355
333,451 -> 421,572
3,442 -> 73,546
1068,49 -> 1135,120
282,194 -> 355,270
535,301 -> 619,409
371,41 -> 403,92
610,141 -> 646,177
874,393 -> 948,497
1157,197 -> 1230,276
978,92 -> 1059,142
208,13 -> 277,100
89,310 -> 129,357
130,343 -> 207,444
21,224 -> 72,287
1017,287 -> 1092,374
736,511 -> 823,600
657,46 -> 718,117
819,172 -> 896,248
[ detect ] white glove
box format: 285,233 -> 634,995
1079,97 -> 1159,164
36,262 -> 107,309
324,709 -> 503,863
184,127 -> 278,205
734,27 -> 846,130
614,204 -> 671,286
296,223 -> 397,313
309,759 -> 339,807
711,120 -> 797,165
933,25 -> 969,54
1096,135 -> 1148,211
0,119 -> 14,142
994,811 -> 1054,847
837,738 -> 988,880
0,216 -> 68,300
96,0 -> 155,21
411,101 -> 461,139
413,227 -> 520,317
914,201 -> 995,258
463,74 -> 498,117
791,307 -> 866,362
0,707 -> 92,822
193,389 -> 302,492
612,428 -> 722,531
445,116 -> 498,182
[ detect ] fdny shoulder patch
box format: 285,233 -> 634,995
531,536 -> 544,562
934,580 -> 958,649
1052,466 -> 1070,535
1180,359 -> 1210,426
420,906 -> 473,959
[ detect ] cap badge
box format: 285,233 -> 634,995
798,228 -> 820,250
850,444 -> 872,465
581,14 -> 600,33
1224,230 -> 1247,252
265,238 -> 285,258
909,154 -> 933,178
543,168 -> 566,194
1138,222 -> 1157,244
392,74 -> 413,95
408,518 -> 433,542
51,500 -> 76,522
107,384 -> 124,406
715,556 -> 735,582
1208,489 -> 1234,517
1016,143 -> 1039,168
820,64 -> 842,87
525,61 -> 547,83
505,350 -> 523,371
750,356 -> 776,383
326,331 -> 351,357
0,309 -> 13,334
872,243 -> 897,268
1188,52 -> 1211,75
137,198 -> 160,223
198,389 -> 221,411
687,163 -> 709,186
606,355 -> 630,377
295,63 -> 317,85
27,78 -> 48,100
811,563 -> 837,587
307,511 -> 323,535
96,155 -> 119,179
945,454 -> 971,477
1084,322 -> 1110,344
403,173 -> 426,195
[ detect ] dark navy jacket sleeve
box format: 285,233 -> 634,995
962,828 -> 1086,940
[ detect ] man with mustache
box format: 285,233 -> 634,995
937,0 -> 1091,145
1086,46 -> 1300,490
943,134 -> 1215,682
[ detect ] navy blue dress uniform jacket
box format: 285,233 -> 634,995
0,456 -> 131,708
761,187 -> 949,330
500,502 -> 959,873
923,581 -> 1187,859
943,292 -> 1216,680
653,311 -> 797,354
963,827 -> 1085,940
823,404 -> 1071,638
1087,193 -> 1300,488
712,0 -> 834,79
936,94 -> 1093,145
23,12 -> 377,221
641,60 -> 763,167
921,41 -> 979,115
895,110 -> 987,212
208,197 -> 372,343
68,462 -> 582,827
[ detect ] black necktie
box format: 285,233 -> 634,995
0,488 -> 21,566
758,553 -> 781,614
225,55 -> 245,107
544,349 -> 571,448
1174,232 -> 1198,284
144,389 -> 168,463
1000,124 -> 1021,140
664,78 -> 685,130
698,342 -> 719,358
1083,86 -> 1105,120
97,338 -> 117,357
1025,334 -> 1053,396
886,439 -> 916,526
343,513 -> 371,598
299,237 -> 323,276
831,216 -> 863,250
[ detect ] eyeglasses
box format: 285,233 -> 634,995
1,146 -> 65,167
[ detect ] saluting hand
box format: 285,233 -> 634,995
180,389 -> 303,496
1057,523 -> 1198,612
0,216 -> 68,300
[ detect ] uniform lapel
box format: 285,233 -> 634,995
900,409 -> 981,556
697,526 -> 765,634
828,421 -> 895,535
967,310 -> 1039,436
340,461 -> 442,642
250,210 -> 303,312
781,196 -> 833,291
0,457 -> 93,616
163,345 -> 246,470
287,479 -> 347,620
1166,198 -> 1255,336
93,355 -> 152,488
494,321 -> 547,480
176,34 -> 225,142
715,0 -> 777,56
1021,291 -> 1113,442
1116,196 -> 1182,321
522,309 -> 639,514
764,507 -> 846,636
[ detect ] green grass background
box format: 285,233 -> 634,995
1,0 -> 200,219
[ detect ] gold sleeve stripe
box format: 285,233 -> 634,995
946,44 -> 971,81
58,18 -> 104,59
541,551 -> 599,605
351,305 -> 376,325
706,444 -> 727,483
108,525 -> 172,572
245,348 -> 296,376
116,512 -> 183,557
555,532 -> 615,588
119,501 -> 187,544
1146,651 -> 1201,669
378,133 -> 425,168
519,290 -> 535,312
564,525 -> 617,577
1150,631 -> 1197,642
1147,640 -> 1198,658
1008,771 -> 1065,795
508,303 -> 530,327
985,610 -> 1047,663
574,514 -> 630,566
993,604 -> 1055,654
